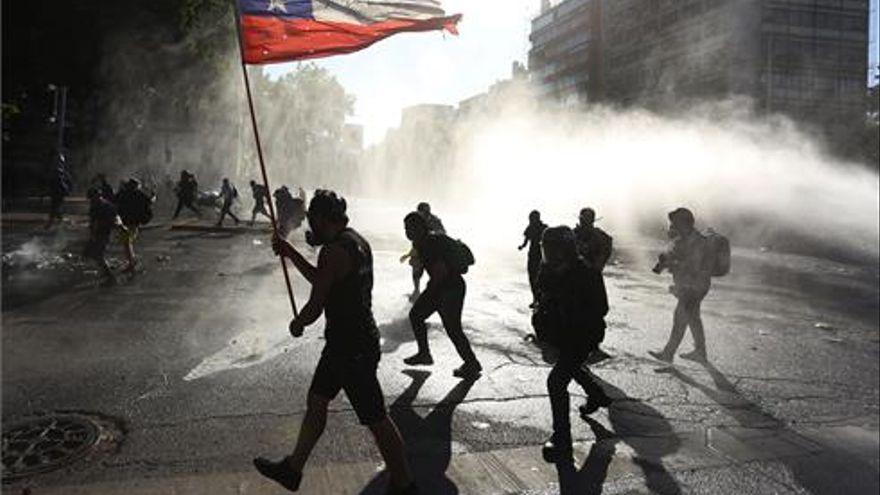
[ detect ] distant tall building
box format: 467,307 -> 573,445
529,0 -> 870,127
602,0 -> 869,125
528,0 -> 603,103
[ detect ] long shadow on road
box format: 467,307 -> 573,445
554,377 -> 684,495
361,370 -> 476,495
665,361 -> 879,495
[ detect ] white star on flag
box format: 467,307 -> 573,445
267,0 -> 288,13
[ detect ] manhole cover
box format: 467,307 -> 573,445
2,413 -> 108,481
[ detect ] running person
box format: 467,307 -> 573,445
216,177 -> 240,226
402,212 -> 482,379
249,179 -> 271,225
400,202 -> 446,300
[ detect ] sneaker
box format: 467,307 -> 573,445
648,350 -> 673,363
452,361 -> 482,380
253,457 -> 302,492
679,350 -> 707,362
403,353 -> 434,366
578,394 -> 612,417
541,435 -> 573,463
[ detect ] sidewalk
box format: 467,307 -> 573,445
14,422 -> 878,494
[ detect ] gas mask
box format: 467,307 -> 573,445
305,215 -> 326,246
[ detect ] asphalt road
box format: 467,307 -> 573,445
2,206 -> 878,494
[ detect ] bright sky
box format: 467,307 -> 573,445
265,0 -> 537,145
266,0 -> 880,146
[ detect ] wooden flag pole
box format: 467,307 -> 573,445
232,3 -> 299,317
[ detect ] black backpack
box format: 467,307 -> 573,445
133,191 -> 153,225
440,236 -> 475,274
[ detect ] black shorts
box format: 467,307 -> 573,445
309,349 -> 386,426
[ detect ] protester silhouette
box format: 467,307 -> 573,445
573,207 -> 613,272
400,202 -> 446,301
650,207 -> 712,363
216,177 -> 240,226
172,170 -> 200,219
115,178 -> 153,273
249,179 -> 271,225
518,210 -> 547,308
255,190 -> 416,494
534,226 -> 612,463
402,212 -> 482,379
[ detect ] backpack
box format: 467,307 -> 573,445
443,236 -> 475,274
130,190 -> 153,225
703,229 -> 730,277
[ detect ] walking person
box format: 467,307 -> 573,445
399,202 -> 446,301
573,207 -> 613,272
115,178 -> 154,274
92,173 -> 115,202
401,212 -> 482,379
83,187 -> 122,286
256,190 -> 417,494
172,170 -> 200,219
249,179 -> 271,225
274,186 -> 296,237
649,207 -> 712,363
518,210 -> 547,308
216,177 -> 240,226
534,226 -> 612,462
574,207 -> 615,362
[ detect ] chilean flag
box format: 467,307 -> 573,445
238,0 -> 462,64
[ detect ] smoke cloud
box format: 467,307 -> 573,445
361,85 -> 879,262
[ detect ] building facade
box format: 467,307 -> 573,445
528,0 -> 603,103
529,0 -> 869,127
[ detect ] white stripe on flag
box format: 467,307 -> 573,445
312,0 -> 448,24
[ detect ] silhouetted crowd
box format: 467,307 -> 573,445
255,189 -> 730,494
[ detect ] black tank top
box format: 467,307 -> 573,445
323,228 -> 380,356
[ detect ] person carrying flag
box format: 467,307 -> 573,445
255,190 -> 417,494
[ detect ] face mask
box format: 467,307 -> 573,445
305,215 -> 322,246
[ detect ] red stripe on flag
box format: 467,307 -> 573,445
240,15 -> 462,64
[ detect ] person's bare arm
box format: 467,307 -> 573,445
289,244 -> 351,336
272,234 -> 318,284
